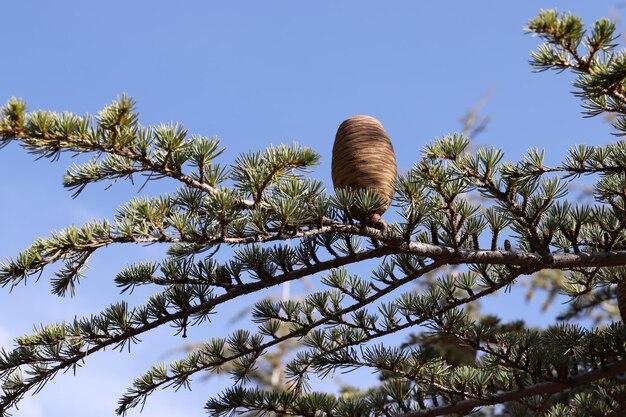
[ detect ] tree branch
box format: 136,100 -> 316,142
8,218 -> 626,290
116,260 -> 445,413
401,359 -> 626,417
0,245 -> 396,411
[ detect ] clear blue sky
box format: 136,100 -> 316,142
0,2 -> 618,416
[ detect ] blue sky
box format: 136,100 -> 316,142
0,2 -> 620,416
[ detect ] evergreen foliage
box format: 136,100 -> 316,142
2,9 -> 626,417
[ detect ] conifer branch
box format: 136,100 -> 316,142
401,359 -> 626,417
287,268 -> 529,384
116,260 -> 445,414
6,215 -> 626,293
0,245 -> 395,412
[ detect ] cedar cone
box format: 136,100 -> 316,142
331,115 -> 397,228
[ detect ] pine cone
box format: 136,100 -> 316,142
332,115 -> 397,228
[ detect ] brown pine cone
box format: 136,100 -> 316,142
332,115 -> 397,229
